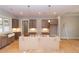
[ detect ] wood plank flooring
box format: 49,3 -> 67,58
0,40 -> 19,53
60,39 -> 79,53
0,39 -> 79,53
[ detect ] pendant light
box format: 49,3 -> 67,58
48,5 -> 51,23
27,5 -> 31,19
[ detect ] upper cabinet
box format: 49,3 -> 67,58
42,20 -> 49,28
29,19 -> 36,28
50,19 -> 58,25
12,19 -> 19,28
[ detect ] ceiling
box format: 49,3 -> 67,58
0,5 -> 79,18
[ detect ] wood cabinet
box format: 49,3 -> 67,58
1,37 -> 7,47
0,34 -> 15,49
12,19 -> 19,28
0,40 -> 1,48
42,20 -> 49,28
29,19 -> 36,28
14,32 -> 21,39
50,19 -> 58,25
12,19 -> 21,39
49,19 -> 58,37
7,36 -> 15,44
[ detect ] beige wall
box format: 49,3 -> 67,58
60,15 -> 79,39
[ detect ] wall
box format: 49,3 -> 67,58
0,9 -> 15,18
0,9 -> 15,33
60,15 -> 79,39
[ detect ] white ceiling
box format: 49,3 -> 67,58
0,5 -> 79,18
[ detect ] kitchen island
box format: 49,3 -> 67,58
19,36 -> 60,52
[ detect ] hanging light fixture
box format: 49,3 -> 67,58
27,5 -> 31,19
48,5 -> 51,23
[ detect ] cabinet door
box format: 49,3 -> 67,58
1,37 -> 7,47
0,38 -> 2,48
40,37 -> 50,49
7,38 -> 11,44
42,20 -> 49,28
27,37 -> 39,49
50,19 -> 58,24
49,37 -> 59,50
40,37 -> 59,50
19,37 -> 27,51
29,19 -> 36,28
12,19 -> 19,28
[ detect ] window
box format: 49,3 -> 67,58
0,18 -> 2,32
3,19 -> 10,32
0,18 -> 10,32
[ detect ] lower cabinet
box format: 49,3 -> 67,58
0,36 -> 7,48
0,36 -> 15,49
19,37 -> 39,50
40,37 -> 59,50
25,37 -> 39,49
7,36 -> 14,44
0,39 -> 2,48
19,37 -> 60,51
1,38 -> 7,47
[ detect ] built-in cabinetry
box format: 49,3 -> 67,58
12,19 -> 19,28
19,36 -> 60,51
0,33 -> 15,48
50,19 -> 58,24
42,20 -> 49,28
29,19 -> 37,35
41,20 -> 49,35
12,19 -> 21,39
29,19 -> 36,28
21,19 -> 58,36
49,19 -> 58,37
0,36 -> 7,48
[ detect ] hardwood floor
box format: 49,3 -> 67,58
0,40 -> 19,53
0,39 -> 79,53
60,39 -> 79,53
